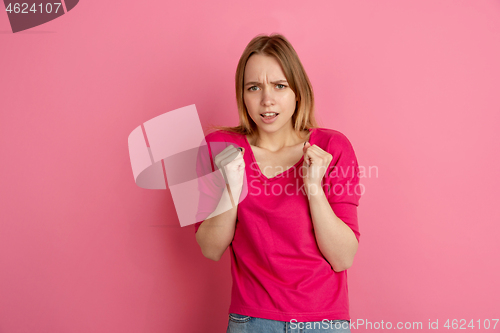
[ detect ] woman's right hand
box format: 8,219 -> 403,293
214,145 -> 246,191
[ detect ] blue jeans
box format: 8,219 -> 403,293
227,313 -> 351,333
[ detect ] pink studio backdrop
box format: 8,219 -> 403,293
1,1 -> 499,332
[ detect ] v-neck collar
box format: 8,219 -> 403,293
242,128 -> 316,182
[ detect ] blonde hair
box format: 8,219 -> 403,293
208,33 -> 318,140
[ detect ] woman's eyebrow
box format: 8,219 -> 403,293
244,79 -> 288,86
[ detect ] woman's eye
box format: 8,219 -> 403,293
247,84 -> 286,91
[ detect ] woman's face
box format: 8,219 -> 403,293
243,54 -> 297,135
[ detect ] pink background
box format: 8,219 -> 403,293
1,1 -> 499,332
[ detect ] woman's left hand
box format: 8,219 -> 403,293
302,142 -> 333,196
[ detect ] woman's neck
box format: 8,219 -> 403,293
248,128 -> 310,152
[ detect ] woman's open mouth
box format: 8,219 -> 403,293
260,112 -> 279,123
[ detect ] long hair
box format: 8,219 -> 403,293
208,33 -> 318,140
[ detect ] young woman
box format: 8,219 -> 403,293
194,33 -> 361,333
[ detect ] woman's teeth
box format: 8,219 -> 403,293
261,113 -> 278,117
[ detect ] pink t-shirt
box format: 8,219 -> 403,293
194,127 -> 361,322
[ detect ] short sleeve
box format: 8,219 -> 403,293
193,135 -> 222,234
323,133 -> 362,242
193,132 -> 241,234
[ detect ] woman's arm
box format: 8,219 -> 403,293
195,184 -> 241,261
302,141 -> 360,272
307,185 -> 358,272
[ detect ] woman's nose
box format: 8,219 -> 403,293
261,87 -> 275,105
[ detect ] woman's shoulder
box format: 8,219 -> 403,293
313,127 -> 350,139
312,127 -> 355,150
204,129 -> 246,145
205,129 -> 246,151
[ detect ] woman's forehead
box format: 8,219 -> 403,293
244,55 -> 286,82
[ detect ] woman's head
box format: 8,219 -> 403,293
210,33 -> 317,136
